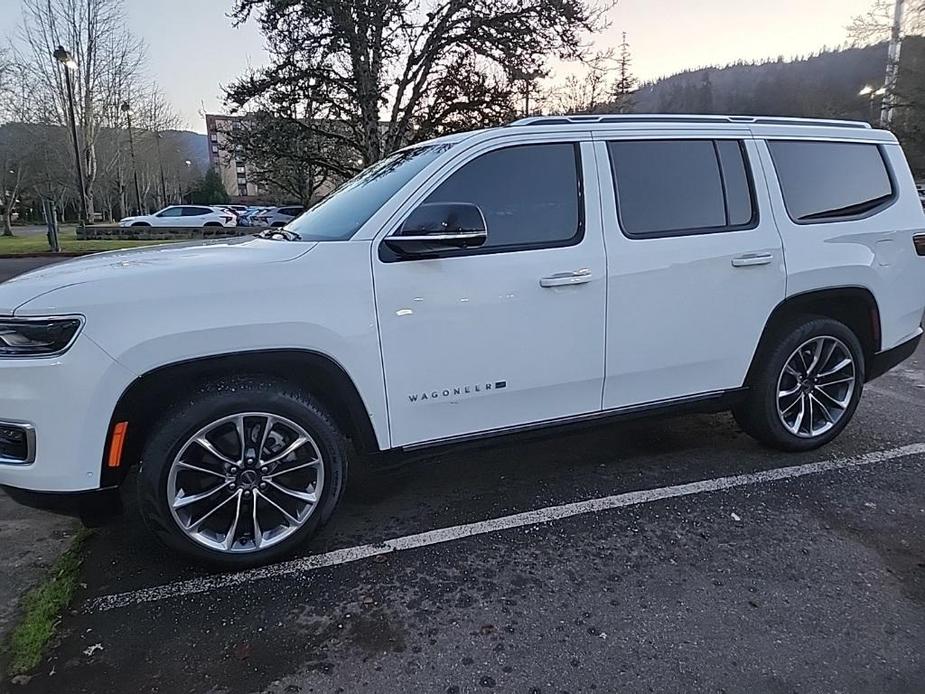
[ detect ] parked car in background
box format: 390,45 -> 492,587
119,205 -> 237,228
237,207 -> 272,227
253,205 -> 305,227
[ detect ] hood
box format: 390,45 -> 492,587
0,236 -> 316,315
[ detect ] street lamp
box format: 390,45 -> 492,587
859,85 -> 887,124
53,45 -> 89,226
511,68 -> 545,117
120,101 -> 144,214
154,130 -> 168,207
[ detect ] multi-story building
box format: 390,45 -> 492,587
204,114 -> 263,201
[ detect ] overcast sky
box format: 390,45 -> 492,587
2,0 -> 876,132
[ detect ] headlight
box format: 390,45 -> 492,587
0,317 -> 83,357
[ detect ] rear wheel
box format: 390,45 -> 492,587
137,376 -> 348,568
734,316 -> 865,451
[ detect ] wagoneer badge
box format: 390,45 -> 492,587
409,381 -> 507,403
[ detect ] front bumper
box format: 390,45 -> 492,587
866,331 -> 922,381
0,334 -> 135,493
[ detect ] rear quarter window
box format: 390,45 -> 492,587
768,140 -> 894,223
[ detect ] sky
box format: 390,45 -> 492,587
1,0 -> 877,133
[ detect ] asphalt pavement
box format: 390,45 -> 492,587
0,258 -> 63,284
1,256 -> 924,693
0,344 -> 919,692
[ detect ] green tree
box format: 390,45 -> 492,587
611,32 -> 637,112
227,0 -> 610,171
189,168 -> 229,205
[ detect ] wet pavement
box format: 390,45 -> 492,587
0,337 -> 919,693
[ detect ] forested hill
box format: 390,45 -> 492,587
627,37 -> 925,172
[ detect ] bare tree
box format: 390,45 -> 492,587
545,51 -> 617,115
0,58 -> 38,235
542,35 -> 637,117
15,0 -> 147,219
848,0 -> 924,43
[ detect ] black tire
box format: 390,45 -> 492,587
733,316 -> 865,452
203,222 -> 222,227
131,221 -> 151,227
136,376 -> 348,569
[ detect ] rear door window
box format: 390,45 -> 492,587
768,141 -> 894,223
607,139 -> 755,238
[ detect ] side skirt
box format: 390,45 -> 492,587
365,388 -> 749,471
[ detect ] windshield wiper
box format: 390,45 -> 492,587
256,228 -> 303,241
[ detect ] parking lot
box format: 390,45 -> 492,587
0,267 -> 921,694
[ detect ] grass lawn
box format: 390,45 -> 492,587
0,227 -> 173,255
4,529 -> 91,676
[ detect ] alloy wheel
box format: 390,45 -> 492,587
166,412 -> 324,553
776,336 -> 857,439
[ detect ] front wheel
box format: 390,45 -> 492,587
734,316 -> 865,451
137,377 -> 348,568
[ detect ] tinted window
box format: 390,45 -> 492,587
768,141 -> 893,222
608,140 -> 754,237
716,140 -> 755,226
286,143 -> 454,241
422,143 -> 581,249
157,207 -> 182,218
182,207 -> 212,217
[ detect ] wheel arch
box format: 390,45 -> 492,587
745,286 -> 881,386
100,349 -> 381,486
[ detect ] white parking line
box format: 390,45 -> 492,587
88,442 -> 925,612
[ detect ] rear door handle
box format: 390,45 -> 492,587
540,268 -> 593,287
731,253 -> 773,267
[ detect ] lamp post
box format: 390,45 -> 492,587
511,68 -> 545,117
53,45 -> 89,226
120,101 -> 144,214
154,131 -> 168,207
859,85 -> 887,124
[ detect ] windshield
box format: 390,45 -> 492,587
284,143 -> 454,241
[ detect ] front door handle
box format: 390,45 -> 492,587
731,253 -> 773,267
540,268 -> 593,287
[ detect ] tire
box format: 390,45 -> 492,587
271,222 -> 285,227
203,222 -> 222,227
137,376 -> 348,569
733,316 -> 865,452
131,222 -> 151,227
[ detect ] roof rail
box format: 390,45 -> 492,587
508,114 -> 872,130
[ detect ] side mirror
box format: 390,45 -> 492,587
385,202 -> 488,256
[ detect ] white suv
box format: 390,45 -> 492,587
119,205 -> 237,228
1,115 -> 923,568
